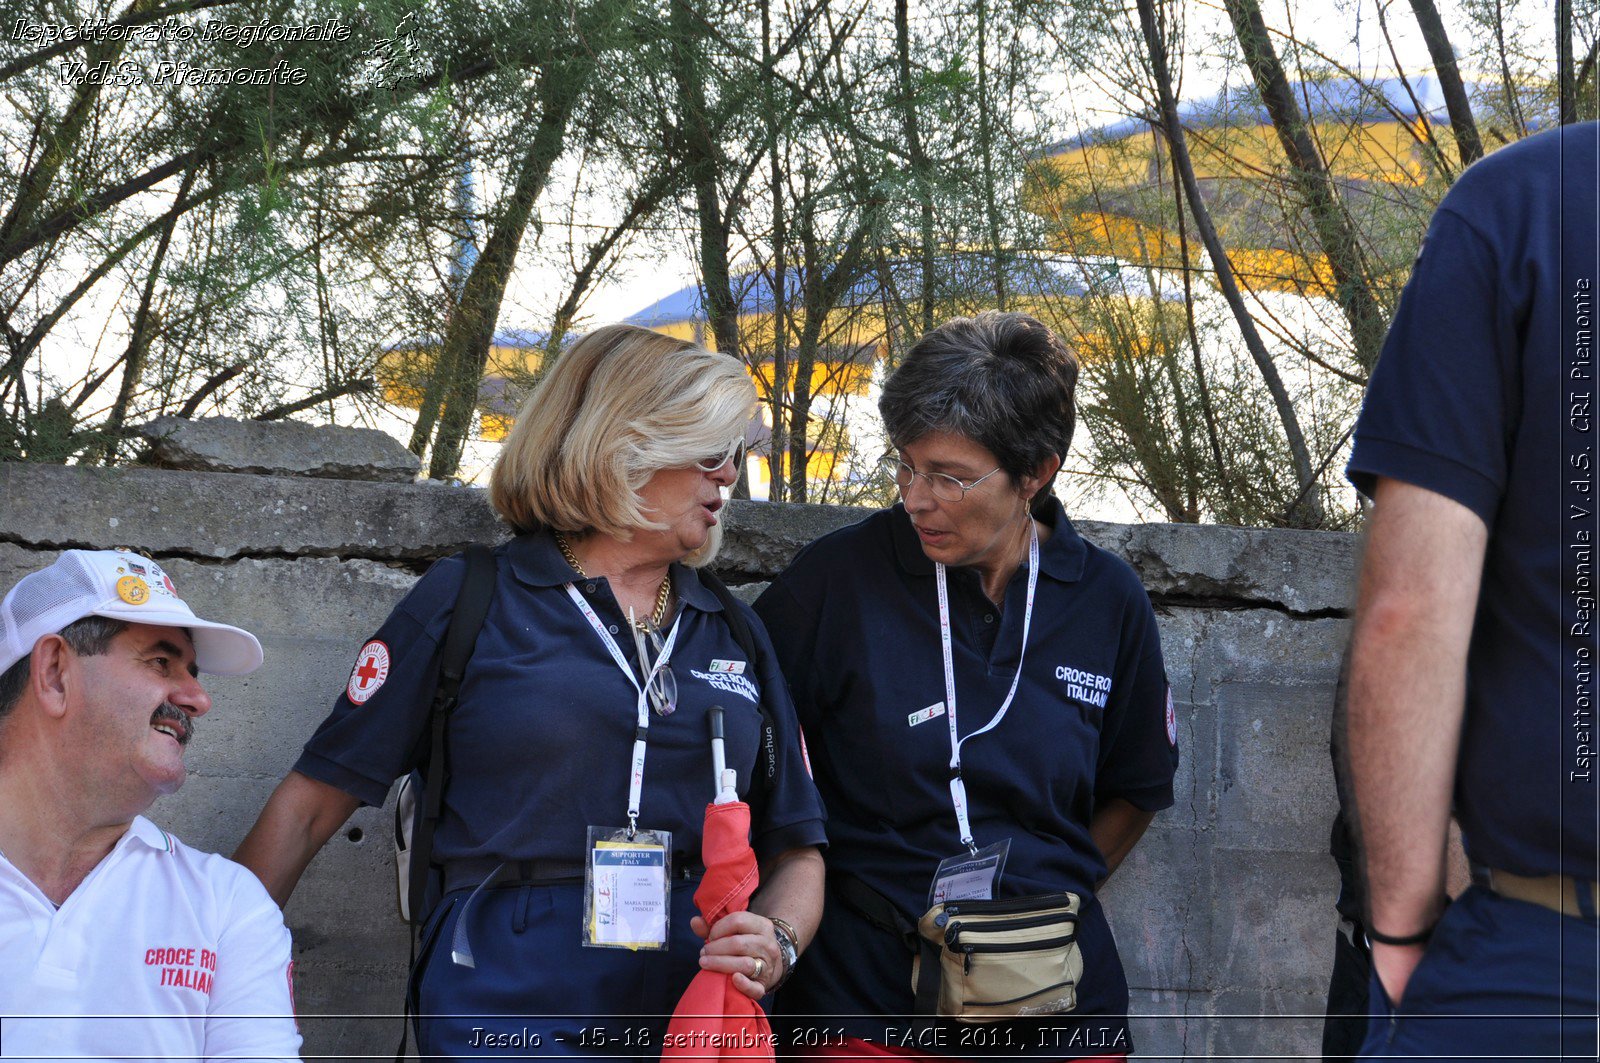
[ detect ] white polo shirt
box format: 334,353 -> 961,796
0,815 -> 300,1061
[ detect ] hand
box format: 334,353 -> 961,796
1371,940 -> 1428,1007
693,911 -> 780,1001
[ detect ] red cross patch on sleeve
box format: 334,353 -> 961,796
346,640 -> 391,705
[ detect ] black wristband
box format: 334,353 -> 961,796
1364,922 -> 1435,947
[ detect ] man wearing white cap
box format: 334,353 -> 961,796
0,549 -> 301,1061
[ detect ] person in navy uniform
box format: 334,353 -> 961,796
754,311 -> 1177,1061
1342,122 -> 1600,1060
235,324 -> 826,1059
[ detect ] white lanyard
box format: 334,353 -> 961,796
563,582 -> 683,835
936,520 -> 1040,854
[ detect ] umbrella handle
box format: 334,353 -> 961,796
710,706 -> 739,804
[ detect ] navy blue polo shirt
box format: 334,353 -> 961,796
755,499 -> 1175,1044
295,532 -> 827,868
1347,122 -> 1600,879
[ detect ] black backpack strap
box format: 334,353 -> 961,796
407,544 -> 497,927
400,544 -> 497,1060
832,873 -> 939,1015
699,569 -> 777,796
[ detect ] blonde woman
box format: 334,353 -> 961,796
237,325 -> 825,1059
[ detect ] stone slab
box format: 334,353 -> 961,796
1082,519 -> 1359,615
1210,848 -> 1341,996
1215,682 -> 1343,852
0,465 -> 1363,603
1104,823 -> 1213,994
137,414 -> 420,482
1204,986 -> 1329,1060
1128,987 -> 1206,1062
0,463 -> 503,561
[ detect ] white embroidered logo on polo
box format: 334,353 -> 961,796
347,640 -> 391,704
689,669 -> 759,704
1054,665 -> 1112,708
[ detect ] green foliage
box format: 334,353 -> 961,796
0,0 -> 1574,530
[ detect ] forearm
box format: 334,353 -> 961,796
1345,484 -> 1483,937
698,845 -> 824,999
751,845 -> 824,951
1347,626 -> 1462,936
1343,479 -> 1485,999
233,770 -> 360,908
1090,798 -> 1155,883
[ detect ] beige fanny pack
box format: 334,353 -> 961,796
912,892 -> 1084,1021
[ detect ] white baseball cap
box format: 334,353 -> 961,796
0,550 -> 263,677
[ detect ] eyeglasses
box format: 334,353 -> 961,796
881,456 -> 1003,503
632,617 -> 677,717
693,442 -> 747,473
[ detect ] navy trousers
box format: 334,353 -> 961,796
411,880 -> 709,1061
1357,886 -> 1599,1060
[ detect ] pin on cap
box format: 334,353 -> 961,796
0,549 -> 263,677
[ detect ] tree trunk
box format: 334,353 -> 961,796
1558,0 -> 1576,124
425,70 -> 584,479
1405,0 -> 1483,165
977,0 -> 1007,307
786,199 -> 876,504
895,0 -> 937,333
84,160 -> 199,465
1136,0 -> 1323,524
1222,0 -> 1387,373
764,0 -> 790,502
671,0 -> 740,361
1168,148 -> 1231,505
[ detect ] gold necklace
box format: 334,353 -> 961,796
555,532 -> 672,630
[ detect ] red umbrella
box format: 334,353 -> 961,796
663,799 -> 775,1063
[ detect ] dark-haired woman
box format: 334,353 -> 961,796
754,311 -> 1176,1061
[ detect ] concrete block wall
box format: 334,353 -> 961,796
0,463 -> 1358,1060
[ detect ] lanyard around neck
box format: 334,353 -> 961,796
563,582 -> 684,835
935,520 -> 1040,855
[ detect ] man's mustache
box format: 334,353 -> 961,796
151,703 -> 194,746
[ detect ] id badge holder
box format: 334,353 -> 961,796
929,838 -> 1011,906
583,826 -> 672,951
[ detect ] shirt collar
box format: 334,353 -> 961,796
506,530 -> 723,612
125,815 -> 174,853
888,496 -> 1087,583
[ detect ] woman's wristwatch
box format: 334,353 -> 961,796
769,916 -> 801,989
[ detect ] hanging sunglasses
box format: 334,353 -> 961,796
632,618 -> 678,717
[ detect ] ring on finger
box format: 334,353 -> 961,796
752,956 -> 766,982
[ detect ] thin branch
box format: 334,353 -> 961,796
253,377 -> 376,421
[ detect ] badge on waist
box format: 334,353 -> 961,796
930,838 -> 1011,906
583,826 -> 672,951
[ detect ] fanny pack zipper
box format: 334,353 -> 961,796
943,893 -> 1075,917
955,932 -> 1079,972
945,910 -> 1077,945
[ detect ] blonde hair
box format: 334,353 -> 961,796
489,324 -> 756,566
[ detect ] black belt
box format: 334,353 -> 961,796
444,858 -> 585,894
443,856 -> 706,894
